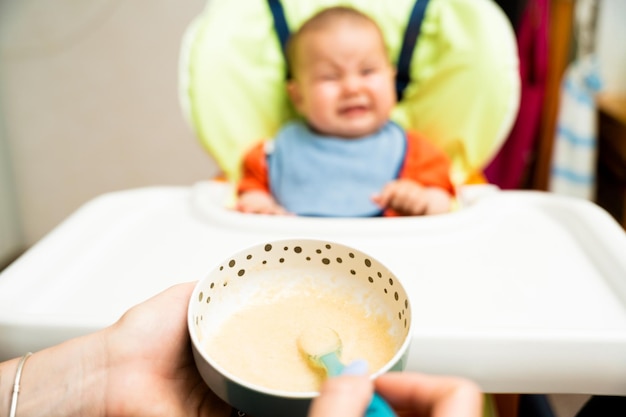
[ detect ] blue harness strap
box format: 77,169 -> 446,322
266,0 -> 292,79
396,0 -> 430,101
265,0 -> 431,98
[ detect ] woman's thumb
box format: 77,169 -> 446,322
308,375 -> 373,417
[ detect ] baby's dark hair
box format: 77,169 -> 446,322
285,6 -> 386,79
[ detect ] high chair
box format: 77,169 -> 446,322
1,0 -> 626,411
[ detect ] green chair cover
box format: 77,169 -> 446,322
180,0 -> 520,185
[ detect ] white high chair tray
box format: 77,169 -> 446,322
1,182 -> 625,395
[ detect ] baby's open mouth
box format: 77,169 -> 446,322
339,105 -> 369,116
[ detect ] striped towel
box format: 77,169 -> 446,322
548,55 -> 602,200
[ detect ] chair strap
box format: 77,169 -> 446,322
266,0 -> 431,98
396,0 -> 430,101
267,0 -> 292,79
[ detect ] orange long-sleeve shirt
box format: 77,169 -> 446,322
238,130 -> 454,216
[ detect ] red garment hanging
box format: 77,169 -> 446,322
484,0 -> 549,189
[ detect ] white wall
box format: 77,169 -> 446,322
0,103 -> 23,265
0,0 -> 219,246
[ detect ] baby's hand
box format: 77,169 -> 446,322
236,191 -> 290,215
372,179 -> 451,216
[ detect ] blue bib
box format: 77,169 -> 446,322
268,121 -> 407,217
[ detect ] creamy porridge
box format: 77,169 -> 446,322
206,289 -> 396,392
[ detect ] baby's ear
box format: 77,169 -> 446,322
286,80 -> 303,112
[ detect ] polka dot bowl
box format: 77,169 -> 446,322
188,239 -> 412,417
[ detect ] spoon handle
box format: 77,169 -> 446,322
365,392 -> 397,417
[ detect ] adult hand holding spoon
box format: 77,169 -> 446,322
308,372 -> 484,417
298,326 -> 396,417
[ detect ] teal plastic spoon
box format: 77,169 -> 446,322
297,326 -> 397,417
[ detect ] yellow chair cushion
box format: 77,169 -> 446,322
181,0 -> 519,184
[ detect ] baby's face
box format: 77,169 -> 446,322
287,21 -> 396,138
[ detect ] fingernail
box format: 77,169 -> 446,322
340,359 -> 369,376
